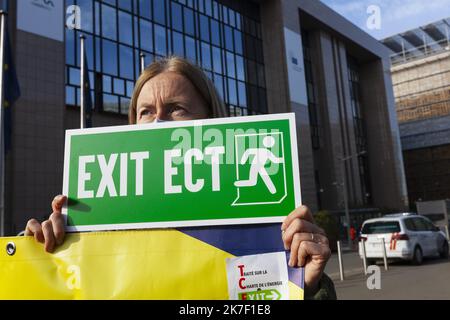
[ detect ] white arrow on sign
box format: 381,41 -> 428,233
266,289 -> 281,300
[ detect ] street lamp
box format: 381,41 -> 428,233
337,150 -> 366,248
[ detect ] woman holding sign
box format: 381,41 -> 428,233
25,56 -> 336,300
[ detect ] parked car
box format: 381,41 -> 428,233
358,213 -> 449,265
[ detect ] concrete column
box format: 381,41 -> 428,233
335,43 -> 364,207
260,0 -> 318,212
314,31 -> 346,210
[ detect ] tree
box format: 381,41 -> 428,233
314,210 -> 340,252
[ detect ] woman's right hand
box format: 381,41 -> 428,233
24,195 -> 67,253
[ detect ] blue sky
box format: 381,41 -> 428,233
321,0 -> 450,39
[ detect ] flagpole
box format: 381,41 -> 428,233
80,35 -> 85,129
0,10 -> 6,236
140,53 -> 145,74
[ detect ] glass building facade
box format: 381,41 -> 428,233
65,0 -> 267,118
301,29 -> 321,150
347,56 -> 372,205
301,29 -> 324,209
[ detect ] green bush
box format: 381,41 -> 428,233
314,210 -> 339,252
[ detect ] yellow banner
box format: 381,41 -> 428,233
0,230 -> 303,300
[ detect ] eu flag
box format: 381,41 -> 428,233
82,48 -> 92,128
3,22 -> 20,153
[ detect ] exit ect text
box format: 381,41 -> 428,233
77,147 -> 225,199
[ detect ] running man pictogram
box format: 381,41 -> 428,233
234,136 -> 284,194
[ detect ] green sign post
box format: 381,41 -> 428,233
62,113 -> 301,231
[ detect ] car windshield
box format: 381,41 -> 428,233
362,221 -> 401,234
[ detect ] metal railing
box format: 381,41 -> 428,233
390,38 -> 450,66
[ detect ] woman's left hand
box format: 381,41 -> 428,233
281,205 -> 331,296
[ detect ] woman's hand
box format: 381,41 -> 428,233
281,205 -> 331,296
24,195 -> 67,253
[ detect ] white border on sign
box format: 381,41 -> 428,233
62,113 -> 302,232
66,216 -> 286,232
231,132 -> 287,206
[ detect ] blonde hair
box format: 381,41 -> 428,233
129,56 -> 228,124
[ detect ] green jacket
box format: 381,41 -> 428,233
305,273 -> 337,300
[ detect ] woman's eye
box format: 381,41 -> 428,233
170,105 -> 187,115
140,109 -> 153,116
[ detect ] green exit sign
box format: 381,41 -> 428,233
62,113 -> 301,231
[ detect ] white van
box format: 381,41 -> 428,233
358,213 -> 449,265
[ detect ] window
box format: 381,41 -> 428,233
412,218 -> 428,232
172,31 -> 184,57
228,78 -> 237,105
114,78 -> 125,95
66,86 -> 75,106
102,4 -> 117,41
211,19 -> 220,46
140,20 -> 153,52
247,60 -> 256,86
119,45 -> 134,80
126,81 -> 134,96
171,2 -> 183,32
139,0 -> 151,19
214,73 -> 224,100
118,0 -> 132,12
348,55 -> 372,205
257,63 -> 265,87
184,7 -> 195,36
201,42 -> 211,70
119,11 -> 133,45
249,85 -> 258,112
238,81 -> 247,107
153,0 -> 166,25
404,219 -> 417,231
228,8 -> 236,28
362,221 -> 401,234
226,52 -> 235,79
224,25 -> 234,51
212,1 -> 219,20
185,36 -> 196,62
236,55 -> 245,81
205,0 -> 212,16
155,25 -> 167,55
102,39 -> 118,76
212,46 -> 222,73
120,97 -> 131,115
234,29 -> 243,55
103,94 -> 119,113
66,29 -> 75,65
103,75 -> 112,93
66,0 -> 266,118
78,0 -> 94,33
421,218 -> 438,231
200,14 -> 210,42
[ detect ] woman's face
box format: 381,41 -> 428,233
136,72 -> 210,124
